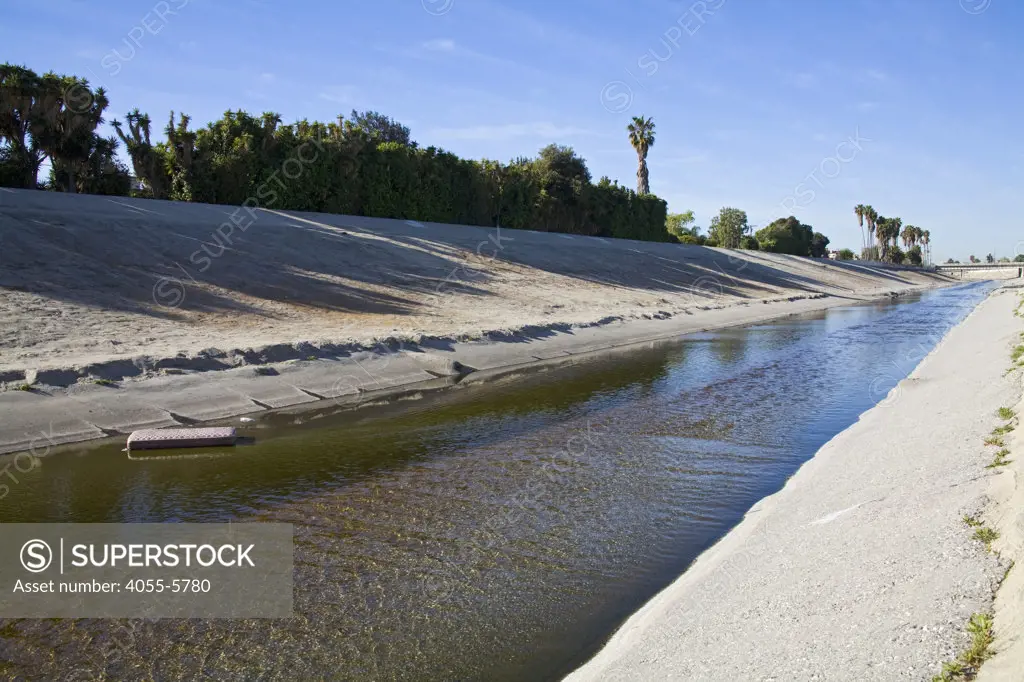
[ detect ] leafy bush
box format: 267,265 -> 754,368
755,216 -> 815,256
0,146 -> 28,187
810,232 -> 830,257
666,210 -> 696,239
739,235 -> 760,250
171,112 -> 670,242
708,207 -> 749,248
907,245 -> 923,266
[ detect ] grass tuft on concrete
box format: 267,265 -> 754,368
962,515 -> 999,551
972,527 -> 999,551
986,449 -> 1012,469
963,514 -> 983,528
991,423 -> 1015,436
932,613 -> 995,682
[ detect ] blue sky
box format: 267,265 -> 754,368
4,0 -> 1021,261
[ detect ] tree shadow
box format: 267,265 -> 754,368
0,191 -> 497,321
0,190 -> 955,332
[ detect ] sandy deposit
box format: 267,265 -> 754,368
565,285 -> 1023,681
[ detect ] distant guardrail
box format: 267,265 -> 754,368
934,262 -> 1023,269
934,262 -> 1023,279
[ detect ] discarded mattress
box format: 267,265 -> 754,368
126,427 -> 237,450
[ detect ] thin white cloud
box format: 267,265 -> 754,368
427,122 -> 594,141
398,38 -> 527,74
857,101 -> 879,112
422,38 -> 456,52
462,0 -> 624,62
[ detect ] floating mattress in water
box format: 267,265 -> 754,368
126,427 -> 237,450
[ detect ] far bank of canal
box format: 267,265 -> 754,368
0,281 -> 995,681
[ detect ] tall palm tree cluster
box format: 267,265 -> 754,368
0,64 -> 126,194
854,204 -> 931,265
899,224 -> 929,261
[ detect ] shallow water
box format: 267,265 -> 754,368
0,282 -> 994,681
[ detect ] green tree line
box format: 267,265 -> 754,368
0,63 -> 669,242
667,208 -> 831,257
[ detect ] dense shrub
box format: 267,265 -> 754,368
906,245 -> 922,266
95,107 -> 670,242
755,216 -> 828,257
739,235 -> 760,250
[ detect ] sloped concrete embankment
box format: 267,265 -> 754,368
0,189 -> 955,455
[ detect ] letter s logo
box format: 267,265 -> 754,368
20,539 -> 52,573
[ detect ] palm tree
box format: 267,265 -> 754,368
874,216 -> 889,260
889,217 -> 903,261
854,204 -> 866,251
921,230 -> 931,265
857,205 -> 880,259
901,224 -> 918,249
864,205 -> 878,247
874,216 -> 903,262
627,115 -> 655,195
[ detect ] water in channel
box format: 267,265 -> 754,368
0,282 -> 993,681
